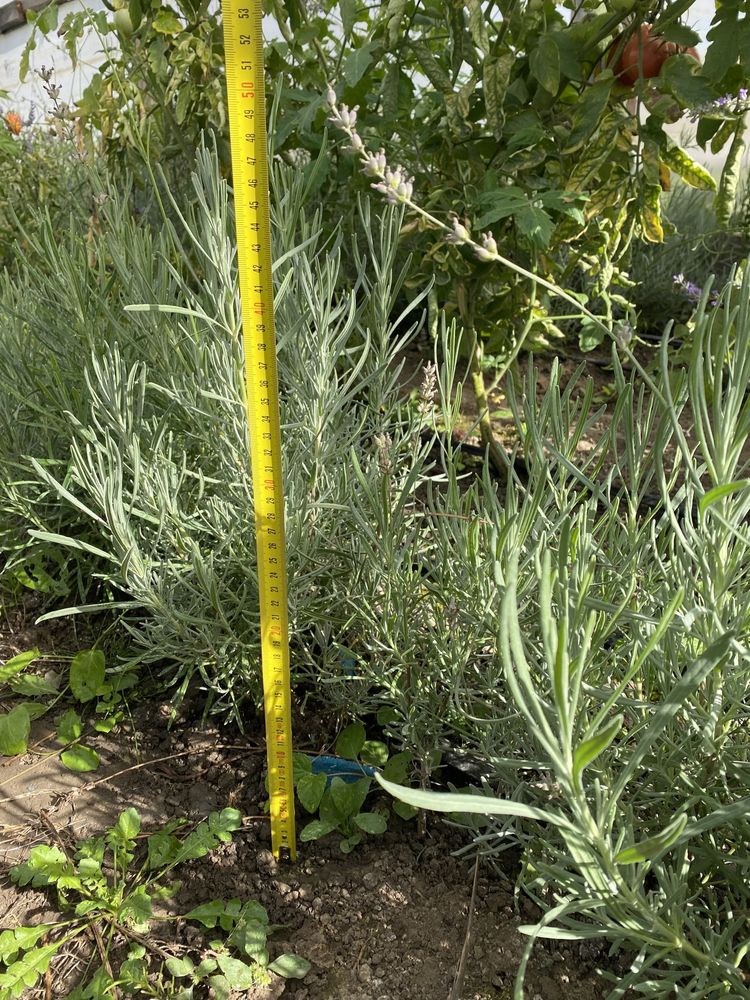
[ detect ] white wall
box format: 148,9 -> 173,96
0,0 -> 108,119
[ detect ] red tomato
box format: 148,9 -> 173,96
609,24 -> 700,88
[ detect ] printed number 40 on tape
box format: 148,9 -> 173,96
220,0 -> 296,861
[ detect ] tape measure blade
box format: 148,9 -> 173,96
221,0 -> 296,860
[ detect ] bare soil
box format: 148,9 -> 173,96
0,596 -> 617,1000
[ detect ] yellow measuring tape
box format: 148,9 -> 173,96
221,0 -> 296,860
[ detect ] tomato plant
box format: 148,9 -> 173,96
610,24 -> 700,87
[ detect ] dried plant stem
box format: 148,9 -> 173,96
449,853 -> 481,1000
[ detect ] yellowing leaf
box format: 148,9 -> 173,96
662,145 -> 717,191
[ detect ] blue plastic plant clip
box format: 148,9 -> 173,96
306,754 -> 376,785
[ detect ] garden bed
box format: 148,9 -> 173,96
0,607 -> 613,1000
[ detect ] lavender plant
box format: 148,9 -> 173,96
0,140 -> 439,720
378,266 -> 750,997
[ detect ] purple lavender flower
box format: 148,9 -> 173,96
688,88 -> 750,122
673,273 -> 702,303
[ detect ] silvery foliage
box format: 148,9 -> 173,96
380,268 -> 750,997
0,142 -> 438,717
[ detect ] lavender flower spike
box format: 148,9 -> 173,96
673,273 -> 703,303
361,148 -> 387,178
474,231 -> 499,262
445,215 -> 471,245
328,102 -> 359,131
372,166 -> 413,205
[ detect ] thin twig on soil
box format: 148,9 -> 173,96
449,853 -> 481,1000
0,743 -> 264,808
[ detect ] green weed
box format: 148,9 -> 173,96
1,808 -> 308,999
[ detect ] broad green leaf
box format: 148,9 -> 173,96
572,715 -> 623,781
118,885 -> 152,928
0,649 -> 39,685
10,674 -> 58,697
716,124 -> 745,226
393,800 -> 419,821
36,2 -> 58,32
11,845 -> 74,887
0,706 -> 30,756
475,186 -> 528,229
465,0 -> 489,55
699,480 -> 750,518
185,900 -> 227,927
151,9 -> 182,33
360,740 -> 388,767
113,807 -> 141,842
614,813 -> 688,864
215,955 -> 257,990
515,203 -> 554,249
146,830 -> 181,869
341,41 -> 377,87
662,145 -> 717,191
703,4 -> 740,81
166,956 -> 195,978
268,954 -> 311,979
74,900 -> 102,917
19,36 -> 37,82
175,85 -> 191,126
530,34 -> 560,95
330,776 -> 370,820
383,0 -> 407,47
410,38 -> 452,93
299,819 -> 337,842
62,966 -> 114,999
61,745 -> 100,772
292,752 -> 312,776
297,772 -> 327,813
92,715 -> 119,733
207,808 -> 243,839
564,79 -> 612,154
660,56 -> 714,106
56,708 -> 82,744
230,918 -> 269,963
69,650 -> 105,703
376,707 -> 399,727
382,751 -> 411,784
658,23 -> 701,47
0,925 -> 55,964
483,52 -> 513,137
208,975 -> 231,1000
119,958 -> 147,986
375,774 -> 575,829
710,118 -> 737,155
354,812 -> 387,835
16,701 -> 48,721
0,942 -> 59,997
339,833 -> 362,854
239,900 -> 269,924
335,722 -> 366,760
75,835 -> 105,865
339,0 -> 355,36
